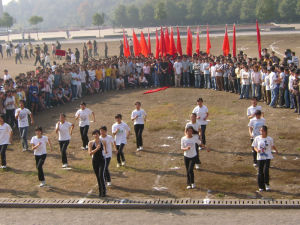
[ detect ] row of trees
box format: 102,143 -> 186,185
113,0 -> 300,27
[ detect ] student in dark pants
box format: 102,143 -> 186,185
252,126 -> 278,192
88,129 -> 107,198
0,114 -> 13,169
30,127 -> 53,187
131,101 -> 147,152
56,113 -> 74,168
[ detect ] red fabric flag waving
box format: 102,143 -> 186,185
159,27 -> 166,57
176,27 -> 182,56
256,20 -> 262,59
169,27 -> 177,56
140,31 -> 149,57
222,25 -> 230,56
206,25 -> 211,55
186,27 -> 193,57
133,30 -> 141,56
123,30 -> 130,58
196,27 -> 200,56
155,29 -> 159,59
164,28 -> 170,55
232,24 -> 236,57
148,29 -> 151,55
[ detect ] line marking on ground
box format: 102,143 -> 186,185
269,41 -> 285,57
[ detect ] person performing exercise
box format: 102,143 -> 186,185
131,101 -> 147,151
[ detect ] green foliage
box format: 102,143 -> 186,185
0,12 -> 14,28
127,5 -> 140,27
240,0 -> 257,22
154,1 -> 167,23
256,0 -> 276,22
92,13 -> 105,27
29,16 -> 43,26
278,0 -> 297,22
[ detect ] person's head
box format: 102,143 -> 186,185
80,102 -> 86,110
92,129 -> 100,138
135,101 -> 141,110
185,126 -> 194,137
252,98 -> 258,107
19,100 -> 25,109
115,114 -> 122,123
4,69 -> 8,74
35,126 -> 43,137
197,98 -> 203,107
260,125 -> 268,137
190,113 -> 197,122
0,114 -> 5,124
59,113 -> 66,122
255,110 -> 262,119
99,126 -> 107,136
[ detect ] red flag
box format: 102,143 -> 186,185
155,29 -> 159,59
196,27 -> 200,56
206,25 -> 211,55
169,27 -> 177,56
133,29 -> 141,56
164,28 -> 170,55
176,27 -> 182,56
256,20 -> 262,59
140,31 -> 149,57
232,24 -> 236,57
123,30 -> 130,58
222,25 -> 230,56
186,27 -> 193,57
159,27 -> 166,57
148,29 -> 151,55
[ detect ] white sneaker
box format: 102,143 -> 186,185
1,166 -> 6,169
265,184 -> 271,191
22,149 -> 27,152
117,163 -> 120,168
136,148 -> 140,152
257,188 -> 264,192
253,163 -> 258,167
39,181 -> 46,187
195,164 -> 200,170
121,161 -> 126,166
186,185 -> 192,189
81,147 -> 85,150
107,182 -> 112,186
62,164 -> 68,168
139,146 -> 143,151
191,184 -> 196,189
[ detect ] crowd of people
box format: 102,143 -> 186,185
0,39 -> 297,197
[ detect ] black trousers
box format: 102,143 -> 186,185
35,154 -> 47,181
201,125 -> 207,145
104,157 -> 111,182
195,143 -> 201,164
116,143 -> 125,164
92,155 -> 106,197
134,124 -> 144,148
0,144 -> 8,166
59,140 -> 70,164
80,125 -> 89,148
6,109 -> 17,128
184,156 -> 196,185
257,159 -> 271,189
251,138 -> 257,164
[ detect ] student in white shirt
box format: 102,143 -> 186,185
240,65 -> 250,99
15,100 -> 34,152
3,69 -> 11,81
173,58 -> 183,87
100,126 -> 116,187
248,110 -> 266,167
247,98 -> 264,119
75,102 -> 95,150
192,98 -> 209,148
30,127 -> 53,187
131,101 -> 147,151
56,113 -> 74,168
252,126 -> 278,192
0,114 -> 13,169
112,114 -> 130,167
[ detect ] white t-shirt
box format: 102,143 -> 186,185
173,62 -> 183,75
210,66 -> 216,78
30,136 -> 49,156
131,109 -> 146,125
15,108 -> 31,128
100,135 -> 114,158
247,105 -> 262,118
241,71 -> 250,85
181,136 -> 201,158
75,108 -> 93,127
248,117 -> 266,138
4,96 -> 15,110
252,136 -> 274,160
265,75 -> 270,90
4,74 -> 12,81
269,72 -> 277,90
192,105 -> 208,125
185,121 -> 201,137
56,121 -> 72,141
112,122 -> 130,145
0,123 -> 12,145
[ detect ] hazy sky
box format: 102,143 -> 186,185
3,0 -> 13,5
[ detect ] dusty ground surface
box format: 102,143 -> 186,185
0,33 -> 299,200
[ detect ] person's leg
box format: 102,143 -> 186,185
245,85 -> 250,99
92,158 -> 101,194
80,126 -> 85,148
284,89 -> 290,108
257,160 -> 265,190
134,125 -> 140,148
201,125 -> 206,145
264,159 -> 271,186
189,157 -> 196,184
116,145 -> 121,164
35,154 -> 47,182
83,125 -> 89,148
119,143 -> 125,163
184,156 -> 191,186
98,158 -> 106,196
251,138 -> 257,165
0,145 -> 8,166
105,157 -> 111,182
60,140 -> 69,165
138,124 -> 144,148
20,127 -> 29,150
195,143 -> 201,165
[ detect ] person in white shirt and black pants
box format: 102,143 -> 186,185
0,114 -> 13,169
56,113 -> 74,168
30,127 -> 53,187
131,102 -> 147,151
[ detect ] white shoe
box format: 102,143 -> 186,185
22,149 -> 27,152
121,161 -> 126,166
107,182 -> 112,186
257,188 -> 264,193
136,148 -> 140,152
117,163 -> 120,168
191,184 -> 196,189
139,146 -> 143,151
62,164 -> 68,168
81,147 -> 85,150
195,164 -> 200,170
253,163 -> 258,167
186,185 -> 192,189
199,146 -> 203,150
265,184 -> 271,191
1,166 -> 6,169
39,181 -> 46,187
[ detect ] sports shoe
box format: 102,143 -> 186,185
22,149 -> 27,152
195,164 -> 200,170
121,161 -> 126,166
81,147 -> 85,150
116,163 -> 120,168
139,146 -> 143,151
265,184 -> 271,191
107,182 -> 112,186
191,184 -> 196,189
186,185 -> 192,189
39,181 -> 46,187
62,164 -> 68,168
1,166 -> 6,169
253,163 -> 258,167
257,188 -> 264,193
136,148 -> 140,152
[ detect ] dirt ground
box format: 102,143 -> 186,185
0,33 -> 299,200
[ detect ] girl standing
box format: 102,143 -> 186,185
0,114 -> 13,169
30,127 -> 53,187
88,129 -> 107,197
131,101 -> 147,151
55,113 -> 74,168
112,114 -> 130,167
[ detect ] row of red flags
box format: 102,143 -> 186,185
123,21 -> 262,59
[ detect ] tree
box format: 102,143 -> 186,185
127,5 -> 140,27
92,12 -> 104,38
202,0 -> 218,24
113,4 -> 128,26
186,0 -> 204,24
29,15 -> 43,40
140,3 -> 155,26
165,0 -> 186,25
278,0 -> 297,22
217,0 -> 229,22
0,12 -> 14,41
226,0 -> 241,23
297,0 -> 300,16
240,0 -> 257,22
256,0 -> 276,22
154,1 -> 167,24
